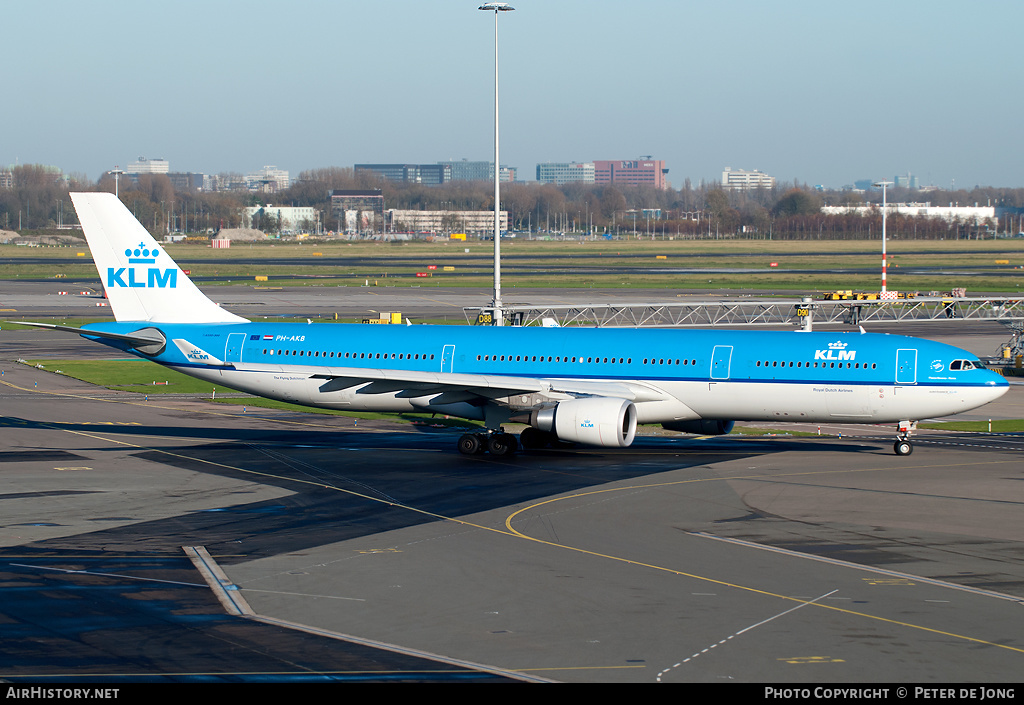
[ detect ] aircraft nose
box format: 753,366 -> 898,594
984,371 -> 1011,400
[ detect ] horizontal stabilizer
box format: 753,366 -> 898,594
10,321 -> 167,354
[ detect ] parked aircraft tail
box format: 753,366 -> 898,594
70,192 -> 248,324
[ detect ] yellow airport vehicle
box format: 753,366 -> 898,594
821,291 -> 883,301
361,312 -> 402,325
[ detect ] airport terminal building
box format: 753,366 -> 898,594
388,208 -> 508,235
356,162 -> 515,184
594,159 -> 668,189
722,167 -> 777,190
355,164 -> 452,185
538,158 -> 668,189
536,162 -> 596,185
821,203 -> 996,223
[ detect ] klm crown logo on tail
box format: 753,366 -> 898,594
71,192 -> 246,323
107,243 -> 177,289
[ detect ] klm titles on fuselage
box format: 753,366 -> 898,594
107,245 -> 177,289
815,341 -> 856,361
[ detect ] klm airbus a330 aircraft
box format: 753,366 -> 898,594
20,192 -> 1009,457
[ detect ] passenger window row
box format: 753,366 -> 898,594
257,349 -> 709,368
756,360 -> 877,370
476,355 -> 634,364
251,349 -> 899,374
262,349 -> 435,361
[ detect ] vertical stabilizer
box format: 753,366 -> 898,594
70,192 -> 248,323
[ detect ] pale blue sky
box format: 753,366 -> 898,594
5,0 -> 1021,188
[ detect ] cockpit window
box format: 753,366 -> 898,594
950,359 -> 978,371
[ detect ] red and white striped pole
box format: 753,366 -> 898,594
874,180 -> 892,294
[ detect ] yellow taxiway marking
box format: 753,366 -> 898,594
7,377 -> 1024,660
778,656 -> 846,664
504,474 -> 1024,657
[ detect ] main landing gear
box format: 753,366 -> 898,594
893,421 -> 916,456
458,427 -> 564,456
458,430 -> 519,457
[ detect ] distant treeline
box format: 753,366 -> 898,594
2,163 -> 1021,239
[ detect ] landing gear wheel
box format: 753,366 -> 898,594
458,433 -> 483,455
893,420 -> 916,457
488,433 -> 518,457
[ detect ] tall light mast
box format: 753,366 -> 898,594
479,2 -> 514,325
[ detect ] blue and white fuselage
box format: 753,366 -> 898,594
81,319 -> 1008,426
30,193 -> 1009,457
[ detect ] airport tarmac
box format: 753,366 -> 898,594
8,280 -> 862,324
1,318 -> 1023,683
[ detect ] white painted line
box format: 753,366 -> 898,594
687,532 -> 1024,605
182,546 -> 553,683
656,589 -> 837,682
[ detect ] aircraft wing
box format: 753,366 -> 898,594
234,362 -> 669,405
310,367 -> 545,401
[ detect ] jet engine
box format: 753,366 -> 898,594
662,419 -> 735,435
530,397 -> 637,448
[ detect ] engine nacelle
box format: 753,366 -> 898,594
532,397 -> 637,448
662,419 -> 735,436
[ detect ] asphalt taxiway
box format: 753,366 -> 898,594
1,322 -> 1023,682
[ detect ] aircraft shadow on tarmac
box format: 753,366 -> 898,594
0,413 -> 879,452
7,416 -> 882,564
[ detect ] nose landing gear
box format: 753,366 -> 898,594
894,421 -> 916,456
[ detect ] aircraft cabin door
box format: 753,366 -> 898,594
225,333 -> 246,364
711,345 -> 733,380
441,345 -> 456,373
895,348 -> 917,385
